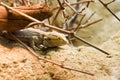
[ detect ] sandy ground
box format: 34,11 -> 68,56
0,30 -> 120,80
0,0 -> 120,80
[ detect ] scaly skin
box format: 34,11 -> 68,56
12,28 -> 68,50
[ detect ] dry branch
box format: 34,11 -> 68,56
10,33 -> 94,76
0,2 -> 94,76
0,3 -> 52,31
0,1 -> 113,76
52,0 -> 94,11
0,2 -> 110,55
99,0 -> 120,22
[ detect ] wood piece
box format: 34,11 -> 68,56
0,4 -> 53,31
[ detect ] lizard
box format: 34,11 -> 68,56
8,28 -> 68,50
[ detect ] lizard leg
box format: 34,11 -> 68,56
29,36 -> 42,51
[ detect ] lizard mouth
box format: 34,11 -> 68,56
43,32 -> 68,47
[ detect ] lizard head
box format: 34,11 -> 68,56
43,31 -> 68,47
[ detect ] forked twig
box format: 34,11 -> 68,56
0,2 -> 110,55
84,12 -> 96,24
99,0 -> 120,22
51,0 -> 64,25
63,0 -> 83,15
73,14 -> 86,32
53,0 -> 94,11
69,0 -> 86,28
79,18 -> 103,29
57,0 -> 64,10
51,8 -> 61,25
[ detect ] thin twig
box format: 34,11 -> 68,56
84,12 -> 96,24
62,9 -> 70,30
0,2 -> 110,55
53,0 -> 94,11
25,19 -> 110,55
79,18 -> 103,29
99,0 -> 120,22
26,22 -> 71,34
63,0 -> 83,15
106,0 -> 115,5
0,2 -> 70,34
52,0 -> 64,25
73,18 -> 103,31
0,2 -> 40,22
70,0 -> 94,6
57,0 -> 64,10
10,33 -> 94,76
69,0 -> 86,28
73,34 -> 110,55
73,14 -> 86,32
51,8 -> 61,25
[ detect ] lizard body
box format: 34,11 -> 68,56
12,28 -> 68,50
